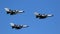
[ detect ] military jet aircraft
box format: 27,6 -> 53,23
4,8 -> 24,15
10,23 -> 29,29
34,12 -> 53,19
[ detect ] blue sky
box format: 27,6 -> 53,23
0,0 -> 60,34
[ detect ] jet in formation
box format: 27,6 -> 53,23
4,8 -> 24,15
34,12 -> 53,19
10,23 -> 29,30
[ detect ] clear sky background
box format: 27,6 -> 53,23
0,0 -> 60,34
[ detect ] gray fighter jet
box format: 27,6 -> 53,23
4,8 -> 24,15
34,12 -> 53,19
10,23 -> 29,29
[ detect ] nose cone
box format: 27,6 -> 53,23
4,8 -> 9,11
10,23 -> 15,26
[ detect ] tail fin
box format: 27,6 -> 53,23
34,12 -> 39,15
10,23 -> 15,26
4,8 -> 10,11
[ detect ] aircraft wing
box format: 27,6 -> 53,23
18,10 -> 24,13
47,14 -> 53,17
22,25 -> 29,28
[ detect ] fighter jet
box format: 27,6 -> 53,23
34,12 -> 53,19
4,8 -> 24,15
10,23 -> 29,29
